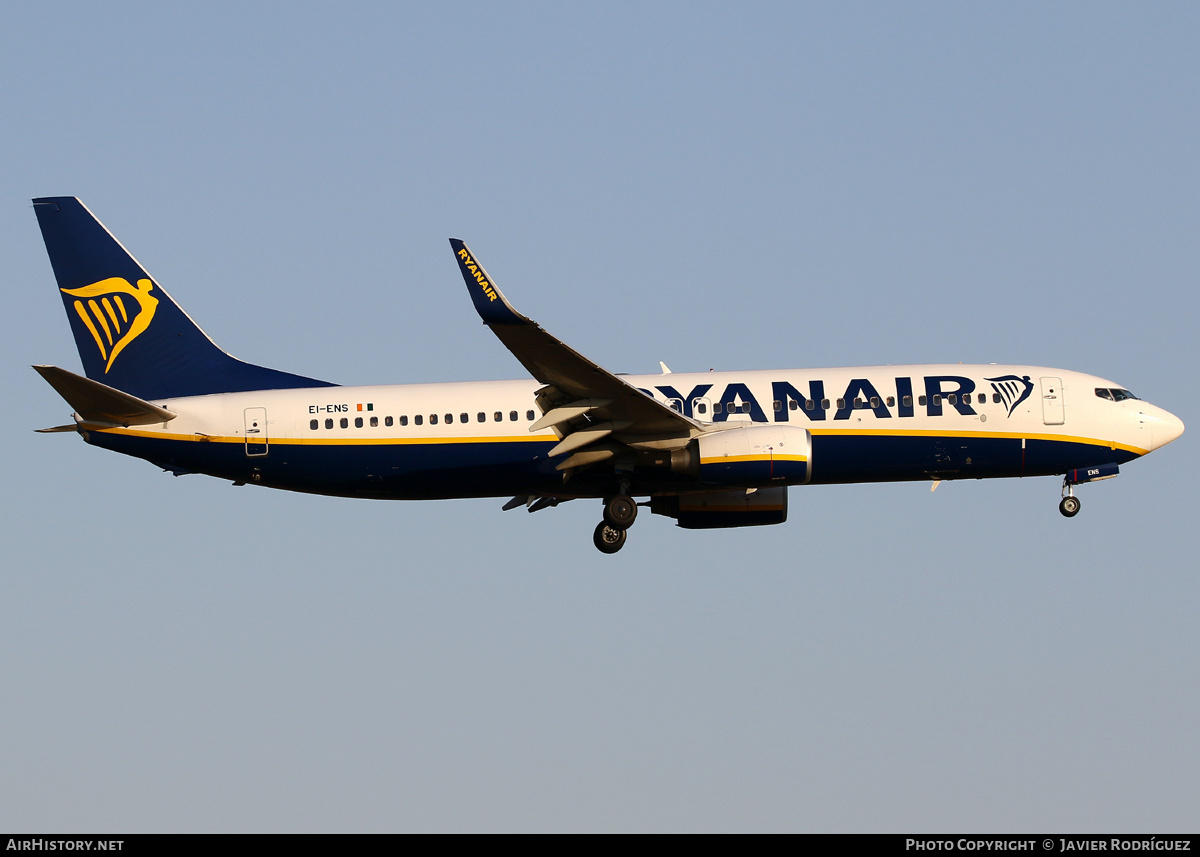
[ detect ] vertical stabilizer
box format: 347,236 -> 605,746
33,197 -> 335,400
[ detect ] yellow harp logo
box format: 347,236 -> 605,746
60,278 -> 159,373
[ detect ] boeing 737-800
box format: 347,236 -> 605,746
32,197 -> 1184,553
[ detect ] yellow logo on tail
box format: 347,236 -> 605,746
61,278 -> 159,373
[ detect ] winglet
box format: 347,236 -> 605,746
449,239 -> 528,325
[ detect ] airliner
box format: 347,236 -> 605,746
32,197 -> 1184,553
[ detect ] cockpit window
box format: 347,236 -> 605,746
1096,387 -> 1140,402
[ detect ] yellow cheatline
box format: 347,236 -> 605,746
91,427 -> 1147,457
807,426 -> 1147,456
700,454 -> 808,465
98,427 -> 555,447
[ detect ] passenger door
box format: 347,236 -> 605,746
1040,377 -> 1064,425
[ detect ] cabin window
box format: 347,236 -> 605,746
340,417 -> 348,429
821,399 -> 830,410
444,414 -> 452,424
414,415 -> 422,426
325,418 -> 333,429
509,411 -> 518,421
370,416 -> 378,427
963,393 -> 971,405
947,394 -> 956,405
386,416 -> 394,427
527,410 -> 535,420
355,417 -> 363,428
902,395 -> 912,408
310,419 -> 318,430
837,398 -> 846,409
773,400 -> 782,412
713,403 -> 722,414
477,412 -> 486,422
886,396 -> 895,407
788,400 -> 797,411
806,399 -> 814,410
430,414 -> 439,425
919,396 -> 927,406
853,398 -> 864,409
932,394 -> 941,406
870,396 -> 880,408
494,411 -> 502,422
460,413 -> 468,423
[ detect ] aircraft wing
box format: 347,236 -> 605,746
450,240 -> 701,471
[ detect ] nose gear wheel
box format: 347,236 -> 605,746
593,521 -> 627,554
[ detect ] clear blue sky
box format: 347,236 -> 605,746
2,2 -> 1197,832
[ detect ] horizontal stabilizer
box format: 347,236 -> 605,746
33,364 -> 176,427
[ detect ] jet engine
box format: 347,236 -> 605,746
651,486 -> 789,529
694,425 -> 811,487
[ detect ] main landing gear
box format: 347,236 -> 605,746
1059,478 -> 1081,518
594,494 -> 638,554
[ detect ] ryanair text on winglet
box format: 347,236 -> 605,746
458,249 -> 498,302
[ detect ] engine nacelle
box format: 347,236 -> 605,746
695,425 -> 811,487
651,487 -> 788,529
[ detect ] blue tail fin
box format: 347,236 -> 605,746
33,197 -> 336,400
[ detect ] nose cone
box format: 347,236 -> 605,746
1149,408 -> 1185,451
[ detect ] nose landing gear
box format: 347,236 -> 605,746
593,521 -> 627,553
1059,478 -> 1081,517
594,494 -> 637,553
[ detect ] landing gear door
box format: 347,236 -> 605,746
244,407 -> 268,456
1040,377 -> 1064,425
